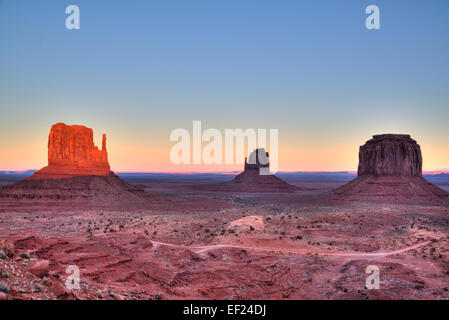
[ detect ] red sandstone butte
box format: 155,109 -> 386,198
29,123 -> 111,180
333,134 -> 449,202
232,148 -> 293,190
196,148 -> 295,192
357,134 -> 422,177
0,123 -> 154,207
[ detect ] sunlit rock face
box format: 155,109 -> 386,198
358,134 -> 422,178
0,123 -> 153,207
29,123 -> 110,180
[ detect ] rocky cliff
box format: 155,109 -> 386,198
333,134 -> 448,203
0,123 -> 153,208
358,134 -> 422,177
243,148 -> 270,171
195,148 -> 295,192
30,123 -> 110,180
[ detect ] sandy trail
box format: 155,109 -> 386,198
150,238 -> 433,258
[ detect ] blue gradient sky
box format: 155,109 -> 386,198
1,0 -> 449,172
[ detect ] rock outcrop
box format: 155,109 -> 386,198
30,123 -> 110,180
195,148 -> 295,193
357,134 -> 422,177
0,123 -> 153,208
333,134 -> 448,203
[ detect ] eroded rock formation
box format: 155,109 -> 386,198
244,149 -> 270,171
0,123 -> 153,207
30,123 -> 110,180
334,134 -> 448,203
358,134 -> 422,177
232,148 -> 272,184
195,148 -> 295,192
232,148 -> 295,191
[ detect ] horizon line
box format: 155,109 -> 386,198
2,169 -> 449,175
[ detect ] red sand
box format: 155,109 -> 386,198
1,179 -> 449,300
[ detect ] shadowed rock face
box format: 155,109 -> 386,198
230,148 -> 295,192
193,148 -> 295,193
29,123 -> 110,180
358,134 -> 422,177
244,148 -> 270,171
334,134 -> 448,203
221,148 -> 295,192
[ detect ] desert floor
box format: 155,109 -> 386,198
1,175 -> 449,300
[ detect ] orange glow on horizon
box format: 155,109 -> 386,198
2,142 -> 449,173
1,128 -> 449,173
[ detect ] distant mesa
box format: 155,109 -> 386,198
333,134 -> 449,202
0,123 -> 153,208
30,123 -> 110,180
195,148 -> 296,193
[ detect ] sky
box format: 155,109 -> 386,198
1,0 -> 449,172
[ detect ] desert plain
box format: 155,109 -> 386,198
1,172 -> 449,300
